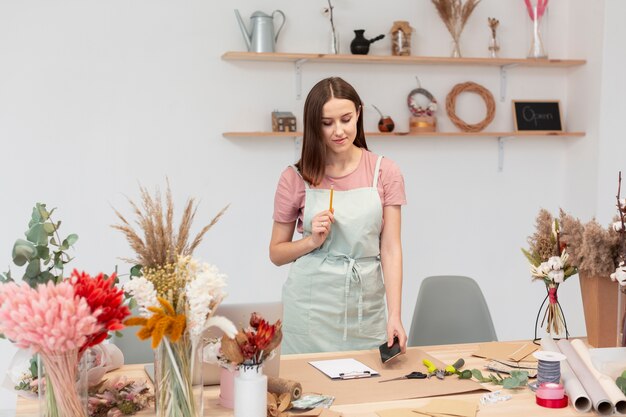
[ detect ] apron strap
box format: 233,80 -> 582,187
372,156 -> 384,188
329,254 -> 379,341
290,165 -> 309,189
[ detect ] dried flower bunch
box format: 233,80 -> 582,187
558,173 -> 625,281
219,312 -> 283,367
522,209 -> 577,335
322,0 -> 338,54
88,376 -> 154,417
267,392 -> 292,417
488,17 -> 499,39
431,0 -> 481,52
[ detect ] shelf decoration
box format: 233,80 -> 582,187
488,17 -> 500,58
407,84 -> 438,133
445,82 -> 495,132
524,0 -> 549,59
371,105 -> 395,133
322,0 -> 339,54
431,0 -> 482,58
390,21 -> 413,56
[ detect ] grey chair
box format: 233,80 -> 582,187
110,323 -> 154,365
407,275 -> 497,346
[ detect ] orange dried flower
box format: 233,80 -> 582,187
123,297 -> 187,348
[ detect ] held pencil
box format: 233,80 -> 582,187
329,185 -> 334,213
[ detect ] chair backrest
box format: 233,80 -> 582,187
110,323 -> 153,365
407,275 -> 497,346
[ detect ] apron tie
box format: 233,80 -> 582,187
330,254 -> 378,341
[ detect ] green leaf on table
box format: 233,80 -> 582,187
457,369 -> 472,379
12,239 -> 37,266
471,369 -> 489,382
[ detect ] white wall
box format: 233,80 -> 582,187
0,0 -> 618,409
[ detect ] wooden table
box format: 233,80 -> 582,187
15,342 -> 597,417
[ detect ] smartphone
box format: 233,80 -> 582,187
379,336 -> 402,364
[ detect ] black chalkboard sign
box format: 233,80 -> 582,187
512,101 -> 563,131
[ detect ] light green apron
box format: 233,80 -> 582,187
282,155 -> 387,354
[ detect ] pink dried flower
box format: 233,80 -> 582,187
0,281 -> 101,355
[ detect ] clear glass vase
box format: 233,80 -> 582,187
154,335 -> 204,417
527,5 -> 548,59
329,29 -> 340,54
37,349 -> 88,417
234,364 -> 267,417
488,35 -> 500,58
450,37 -> 462,58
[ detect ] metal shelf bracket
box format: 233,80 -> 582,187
497,136 -> 512,172
499,64 -> 518,102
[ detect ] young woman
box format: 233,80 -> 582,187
270,77 -> 407,354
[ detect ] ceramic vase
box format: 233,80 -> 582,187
219,367 -> 237,409
234,364 -> 267,417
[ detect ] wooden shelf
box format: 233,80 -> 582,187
222,51 -> 586,68
223,131 -> 586,138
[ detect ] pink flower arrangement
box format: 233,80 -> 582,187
524,0 -> 548,20
0,272 -> 131,417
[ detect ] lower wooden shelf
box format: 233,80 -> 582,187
222,131 -> 586,138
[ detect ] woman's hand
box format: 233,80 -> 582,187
387,316 -> 407,353
310,210 -> 334,248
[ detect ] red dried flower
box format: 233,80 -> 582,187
253,319 -> 276,351
71,269 -> 131,352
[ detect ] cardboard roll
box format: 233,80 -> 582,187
409,116 -> 436,133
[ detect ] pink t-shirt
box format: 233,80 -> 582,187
273,150 -> 406,232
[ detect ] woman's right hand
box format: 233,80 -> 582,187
310,210 -> 335,248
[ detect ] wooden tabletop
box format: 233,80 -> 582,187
15,341 -> 597,417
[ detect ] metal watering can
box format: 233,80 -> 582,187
234,9 -> 286,53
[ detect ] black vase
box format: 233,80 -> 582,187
350,30 -> 370,55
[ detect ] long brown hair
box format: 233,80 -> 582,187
295,77 -> 368,185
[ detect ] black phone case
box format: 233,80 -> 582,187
379,337 -> 401,363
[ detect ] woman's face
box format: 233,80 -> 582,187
321,98 -> 359,153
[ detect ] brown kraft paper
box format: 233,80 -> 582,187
280,348 -> 486,406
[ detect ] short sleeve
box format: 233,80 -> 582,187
273,167 -> 306,223
379,158 -> 407,206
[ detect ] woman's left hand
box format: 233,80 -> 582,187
386,316 -> 407,353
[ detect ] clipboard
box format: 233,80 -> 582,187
309,358 -> 379,380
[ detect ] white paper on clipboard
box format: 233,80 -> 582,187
309,358 -> 379,380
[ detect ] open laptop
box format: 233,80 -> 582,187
144,301 -> 283,385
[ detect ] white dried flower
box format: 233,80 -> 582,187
185,262 -> 236,338
610,262 -> 626,286
547,256 -> 564,271
123,277 -> 158,317
548,269 -> 565,284
613,221 -> 624,232
203,340 -> 222,364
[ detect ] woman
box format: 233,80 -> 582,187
270,77 -> 407,354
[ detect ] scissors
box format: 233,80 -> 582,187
377,371 -> 427,383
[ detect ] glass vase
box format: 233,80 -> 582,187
37,349 -> 88,417
534,283 -> 568,343
154,335 -> 204,417
488,35 -> 500,58
234,364 -> 267,417
329,29 -> 340,54
527,5 -> 548,59
450,37 -> 462,58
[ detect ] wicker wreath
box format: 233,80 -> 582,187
445,82 -> 496,132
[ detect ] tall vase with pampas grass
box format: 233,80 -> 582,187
114,182 -> 236,417
431,0 -> 481,58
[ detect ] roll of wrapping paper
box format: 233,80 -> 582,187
267,376 -> 302,400
571,339 -> 626,414
558,339 -> 614,415
541,337 -> 592,413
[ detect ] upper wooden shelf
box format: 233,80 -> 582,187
223,131 -> 586,138
221,51 -> 587,68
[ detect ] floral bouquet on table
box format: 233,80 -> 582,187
522,209 -> 577,337
0,270 -> 131,417
114,182 -> 235,417
0,203 -> 132,417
